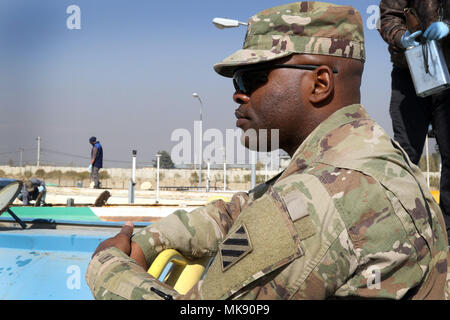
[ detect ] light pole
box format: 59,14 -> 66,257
193,93 -> 203,188
36,136 -> 41,168
129,150 -> 137,204
132,150 -> 137,185
19,148 -> 24,167
156,153 -> 161,204
251,150 -> 256,190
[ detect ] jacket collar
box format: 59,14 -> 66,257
279,104 -> 371,179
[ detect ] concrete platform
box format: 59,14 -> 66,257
12,186 -> 236,207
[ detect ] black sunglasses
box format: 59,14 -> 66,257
233,64 -> 338,95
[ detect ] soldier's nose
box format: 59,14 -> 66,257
233,92 -> 250,105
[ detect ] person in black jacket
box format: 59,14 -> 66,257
379,0 -> 450,241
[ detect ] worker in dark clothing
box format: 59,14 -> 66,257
18,178 -> 46,206
378,0 -> 450,242
89,136 -> 103,189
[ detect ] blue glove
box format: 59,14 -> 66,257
37,186 -> 44,193
423,22 -> 449,40
88,164 -> 92,172
400,30 -> 422,49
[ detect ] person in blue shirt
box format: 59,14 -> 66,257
18,178 -> 46,206
89,136 -> 103,189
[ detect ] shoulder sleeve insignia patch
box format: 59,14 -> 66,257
219,223 -> 253,272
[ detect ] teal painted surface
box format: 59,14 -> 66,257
9,207 -> 101,222
0,248 -> 94,299
0,209 -> 153,299
0,228 -> 118,300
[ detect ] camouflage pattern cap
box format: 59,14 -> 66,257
214,1 -> 366,77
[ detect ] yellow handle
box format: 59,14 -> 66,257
430,190 -> 440,204
148,249 -> 210,295
147,249 -> 187,279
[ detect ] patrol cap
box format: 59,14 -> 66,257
214,1 -> 366,78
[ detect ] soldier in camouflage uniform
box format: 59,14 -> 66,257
86,1 -> 450,300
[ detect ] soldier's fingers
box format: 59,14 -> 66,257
119,221 -> 134,238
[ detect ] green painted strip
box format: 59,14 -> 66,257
8,207 -> 101,222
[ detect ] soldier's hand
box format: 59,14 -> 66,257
92,222 -> 134,258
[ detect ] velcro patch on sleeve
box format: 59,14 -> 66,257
219,224 -> 253,271
282,189 -> 308,222
280,188 -> 316,241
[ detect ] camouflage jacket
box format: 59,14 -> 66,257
86,104 -> 450,300
379,0 -> 450,69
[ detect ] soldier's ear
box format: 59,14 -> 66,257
308,66 -> 335,106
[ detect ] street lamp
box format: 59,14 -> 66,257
156,153 -> 161,204
36,136 -> 41,168
192,93 -> 203,122
193,93 -> 203,188
19,148 -> 24,167
212,18 -> 248,29
251,150 -> 256,190
129,150 -> 137,204
132,150 -> 137,186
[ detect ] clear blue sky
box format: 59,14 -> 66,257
0,0 -> 400,168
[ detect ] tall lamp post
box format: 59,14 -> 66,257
36,136 -> 41,168
156,153 -> 161,204
19,148 -> 24,167
193,93 -> 203,188
129,150 -> 137,204
251,151 -> 256,190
